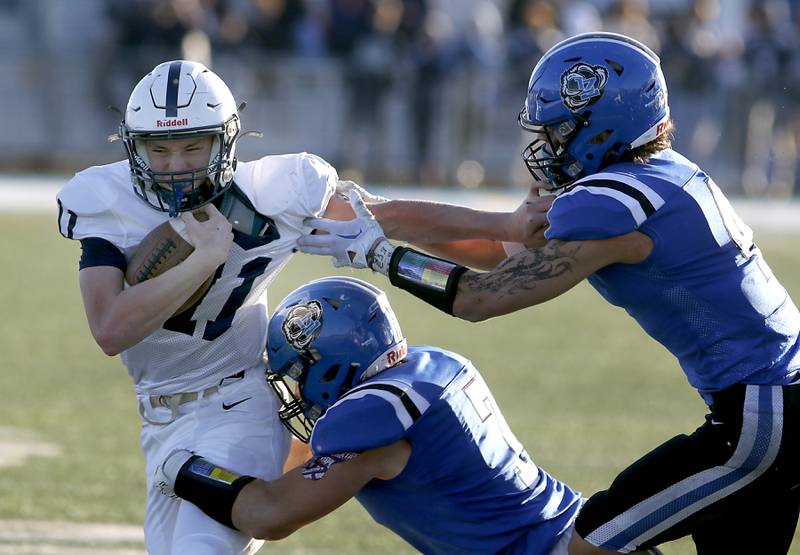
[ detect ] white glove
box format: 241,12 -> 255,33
155,448 -> 195,498
335,180 -> 389,203
298,190 -> 388,269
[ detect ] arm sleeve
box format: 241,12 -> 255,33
79,238 -> 127,271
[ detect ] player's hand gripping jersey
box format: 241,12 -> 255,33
545,149 -> 800,397
309,346 -> 581,555
57,153 -> 335,394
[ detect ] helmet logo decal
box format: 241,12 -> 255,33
132,151 -> 149,171
283,301 -> 323,351
156,118 -> 188,128
560,63 -> 609,111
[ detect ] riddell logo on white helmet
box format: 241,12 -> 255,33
156,118 -> 189,128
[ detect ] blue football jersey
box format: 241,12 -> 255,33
545,149 -> 800,397
311,346 -> 581,555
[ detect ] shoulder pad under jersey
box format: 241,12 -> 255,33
235,153 -> 336,218
545,171 -> 666,241
310,378 -> 432,456
56,162 -> 136,245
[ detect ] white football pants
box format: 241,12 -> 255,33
140,369 -> 290,554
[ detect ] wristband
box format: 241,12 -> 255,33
174,455 -> 255,530
387,247 -> 468,315
369,239 -> 396,275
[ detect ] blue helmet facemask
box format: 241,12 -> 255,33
266,277 -> 407,443
519,32 -> 670,191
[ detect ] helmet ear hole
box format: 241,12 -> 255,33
600,143 -> 629,167
589,130 -> 613,145
605,58 -> 624,76
321,364 -> 340,383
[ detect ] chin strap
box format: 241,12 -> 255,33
169,186 -> 184,218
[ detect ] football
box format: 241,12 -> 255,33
125,214 -> 214,315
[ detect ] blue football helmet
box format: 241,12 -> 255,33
519,32 -> 670,190
266,276 -> 407,442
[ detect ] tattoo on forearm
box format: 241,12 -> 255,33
460,240 -> 581,298
302,452 -> 358,480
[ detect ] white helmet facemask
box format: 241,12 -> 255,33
119,60 -> 240,216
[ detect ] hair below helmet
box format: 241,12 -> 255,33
266,277 -> 407,442
119,60 -> 240,216
519,32 -> 670,190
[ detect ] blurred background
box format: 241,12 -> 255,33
1,2 -> 799,553
3,0 -> 800,197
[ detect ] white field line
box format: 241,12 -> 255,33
0,429 -> 143,553
0,519 -> 144,543
0,427 -> 61,467
0,520 -> 144,555
0,441 -> 60,467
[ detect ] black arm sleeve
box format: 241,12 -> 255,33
174,455 -> 256,530
387,247 -> 468,315
79,238 -> 127,272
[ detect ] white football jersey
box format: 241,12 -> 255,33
57,153 -> 336,394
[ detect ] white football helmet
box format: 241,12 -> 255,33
119,60 -> 241,216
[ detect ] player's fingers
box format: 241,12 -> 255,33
538,195 -> 555,209
180,210 -> 201,229
296,234 -> 336,249
200,204 -> 230,227
296,244 -> 336,256
348,189 -> 374,219
303,217 -> 343,232
525,195 -> 554,212
189,206 -> 211,222
189,204 -> 212,222
336,180 -> 358,193
203,202 -> 222,216
200,206 -> 233,234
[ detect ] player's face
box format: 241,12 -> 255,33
144,137 -> 213,187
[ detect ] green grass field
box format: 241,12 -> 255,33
0,213 -> 798,554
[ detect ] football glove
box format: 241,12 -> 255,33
155,448 -> 195,498
298,189 -> 388,269
335,180 -> 389,203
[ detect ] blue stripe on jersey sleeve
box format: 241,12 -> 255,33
57,198 -> 78,239
79,237 -> 127,271
310,391 -> 408,455
545,189 -> 639,241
